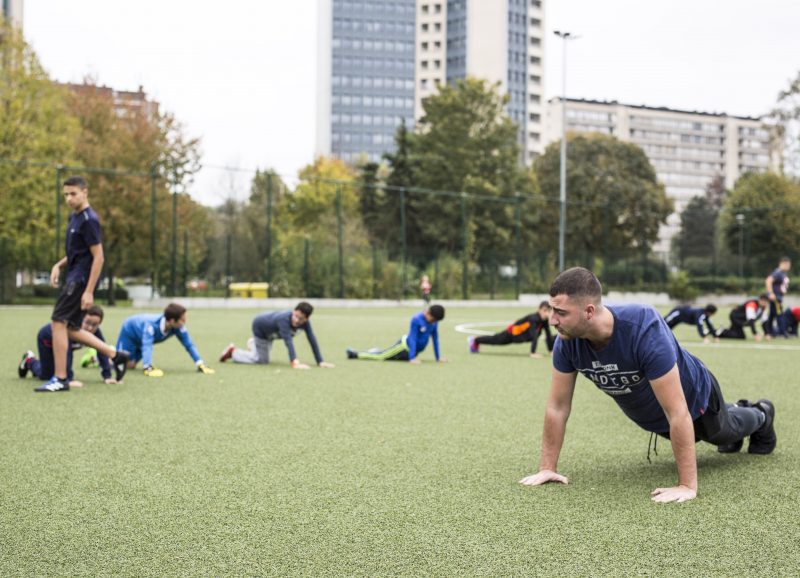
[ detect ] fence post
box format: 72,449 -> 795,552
171,170 -> 178,298
150,162 -> 158,298
303,237 -> 310,296
54,165 -> 63,263
515,195 -> 522,300
400,188 -> 407,298
182,229 -> 189,297
461,192 -> 468,300
266,172 -> 273,292
336,183 -> 344,298
372,245 -> 379,299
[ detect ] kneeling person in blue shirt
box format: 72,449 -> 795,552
116,303 -> 214,377
519,268 -> 776,504
19,305 -> 115,387
346,304 -> 448,364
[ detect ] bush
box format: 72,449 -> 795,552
667,271 -> 698,301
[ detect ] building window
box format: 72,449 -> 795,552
421,79 -> 429,89
530,37 -> 541,46
434,22 -> 442,32
434,59 -> 441,69
434,41 -> 441,50
421,60 -> 429,69
529,113 -> 541,122
422,4 -> 429,14
421,42 -> 429,51
421,23 -> 429,33
435,3 -> 442,13
529,56 -> 541,65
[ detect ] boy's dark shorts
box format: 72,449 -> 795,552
51,282 -> 87,330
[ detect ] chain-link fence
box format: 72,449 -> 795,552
0,157 -> 786,303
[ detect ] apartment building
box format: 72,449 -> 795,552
317,0 -> 546,164
545,97 -> 778,258
1,0 -> 23,28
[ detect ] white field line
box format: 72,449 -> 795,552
454,321 -> 508,336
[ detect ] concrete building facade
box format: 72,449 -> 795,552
545,97 -> 779,259
317,0 -> 546,164
2,0 -> 23,28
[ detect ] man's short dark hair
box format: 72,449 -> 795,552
428,304 -> 445,321
759,293 -> 770,301
164,303 -> 187,321
85,305 -> 104,321
549,267 -> 603,303
704,304 -> 717,315
63,176 -> 88,190
780,256 -> 791,263
539,300 -> 552,310
295,302 -> 314,317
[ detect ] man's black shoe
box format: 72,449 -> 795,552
748,399 -> 776,455
346,348 -> 358,360
112,350 -> 130,383
717,399 -> 750,453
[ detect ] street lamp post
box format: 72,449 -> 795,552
736,213 -> 745,277
554,30 -> 578,272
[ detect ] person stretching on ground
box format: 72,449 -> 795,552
468,301 -> 554,358
19,305 -> 116,387
519,267 -> 776,504
219,302 -> 335,369
663,304 -> 718,343
347,305 -> 448,364
116,303 -> 214,377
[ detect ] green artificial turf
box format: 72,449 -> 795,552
1,305 -> 798,576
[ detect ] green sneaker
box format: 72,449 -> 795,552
80,348 -> 99,368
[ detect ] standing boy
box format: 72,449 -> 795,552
764,257 -> 791,336
219,302 -> 334,369
116,303 -> 214,377
19,305 -> 115,387
347,304 -> 447,363
39,176 -> 129,392
468,301 -> 554,358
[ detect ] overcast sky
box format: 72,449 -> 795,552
23,0 -> 800,206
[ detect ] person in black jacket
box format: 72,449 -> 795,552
468,301 -> 554,358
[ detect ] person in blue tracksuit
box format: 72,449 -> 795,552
663,304 -> 718,342
116,303 -> 214,377
346,305 -> 447,363
19,305 -> 115,387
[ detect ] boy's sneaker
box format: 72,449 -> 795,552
112,351 -> 130,383
80,348 -> 99,368
468,336 -> 479,353
18,351 -> 34,378
346,348 -> 358,360
717,399 -> 750,453
219,343 -> 235,362
748,399 -> 776,455
34,376 -> 69,393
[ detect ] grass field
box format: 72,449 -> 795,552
1,304 -> 799,576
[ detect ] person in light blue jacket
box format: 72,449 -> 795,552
116,303 -> 214,377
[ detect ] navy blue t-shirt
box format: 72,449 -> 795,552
553,304 -> 712,434
65,206 -> 103,284
769,268 -> 789,302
